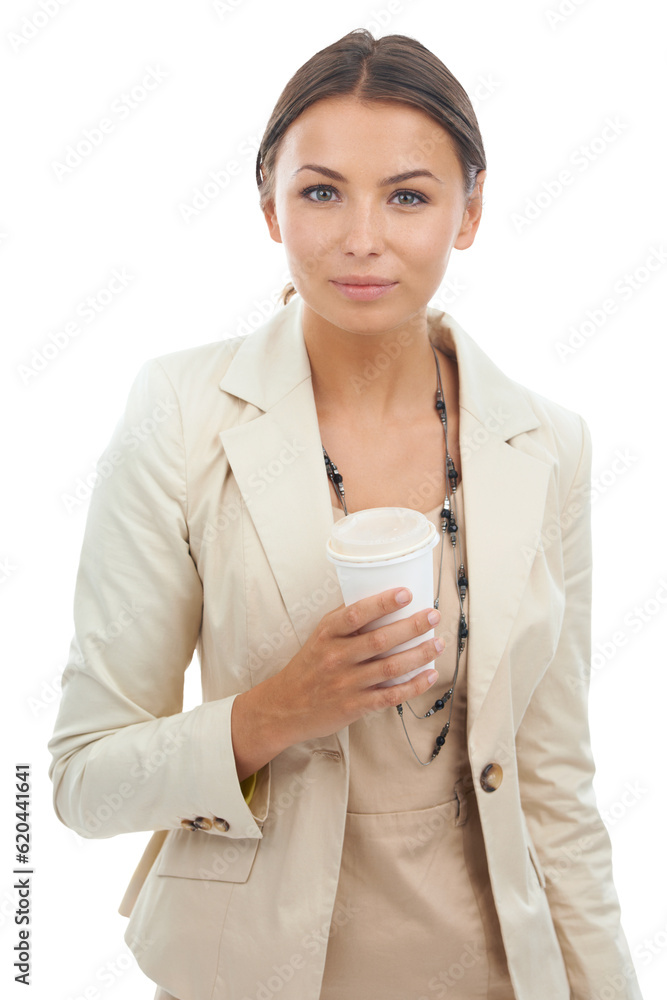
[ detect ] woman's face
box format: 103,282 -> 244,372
263,95 -> 485,333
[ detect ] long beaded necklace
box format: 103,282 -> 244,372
321,342 -> 469,765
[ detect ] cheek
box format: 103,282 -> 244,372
405,217 -> 452,263
283,221 -> 342,279
279,210 -> 324,259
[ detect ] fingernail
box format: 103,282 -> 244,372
396,589 -> 411,604
427,610 -> 440,625
426,670 -> 438,683
434,638 -> 445,652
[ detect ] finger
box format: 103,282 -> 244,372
328,587 -> 413,639
356,623 -> 443,685
368,654 -> 441,711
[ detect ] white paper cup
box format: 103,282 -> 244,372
326,507 -> 439,687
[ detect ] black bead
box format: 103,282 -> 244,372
333,473 -> 342,483
449,522 -> 458,533
436,735 -> 446,746
435,699 -> 444,710
435,399 -> 445,411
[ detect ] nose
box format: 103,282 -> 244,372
338,200 -> 385,256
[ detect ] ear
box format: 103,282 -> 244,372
262,199 -> 283,245
454,170 -> 486,251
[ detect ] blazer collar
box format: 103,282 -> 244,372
219,294 -> 540,442
218,295 -> 550,749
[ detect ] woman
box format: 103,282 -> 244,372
48,28 -> 642,1000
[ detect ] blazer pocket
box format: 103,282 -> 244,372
156,828 -> 261,883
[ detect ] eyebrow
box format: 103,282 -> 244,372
291,164 -> 444,186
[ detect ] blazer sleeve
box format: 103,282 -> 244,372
47,358 -> 269,842
515,414 -> 642,999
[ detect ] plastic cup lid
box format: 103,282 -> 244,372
328,507 -> 433,560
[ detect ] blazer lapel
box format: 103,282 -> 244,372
218,296 -> 551,741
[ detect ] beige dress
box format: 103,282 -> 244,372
318,480 -> 516,1000
154,482 -> 515,1000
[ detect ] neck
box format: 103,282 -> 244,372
302,302 -> 445,425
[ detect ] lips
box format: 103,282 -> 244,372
331,276 -> 396,286
330,279 -> 398,301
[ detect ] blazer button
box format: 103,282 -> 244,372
180,816 -> 212,831
480,763 -> 503,792
213,817 -> 230,832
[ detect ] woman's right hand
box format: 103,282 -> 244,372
268,587 -> 443,747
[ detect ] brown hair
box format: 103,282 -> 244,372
256,28 -> 487,307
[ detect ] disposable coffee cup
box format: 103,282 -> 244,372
326,507 -> 439,687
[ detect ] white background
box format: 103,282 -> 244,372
2,1 -> 665,998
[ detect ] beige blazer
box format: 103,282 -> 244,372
47,294 -> 642,1000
